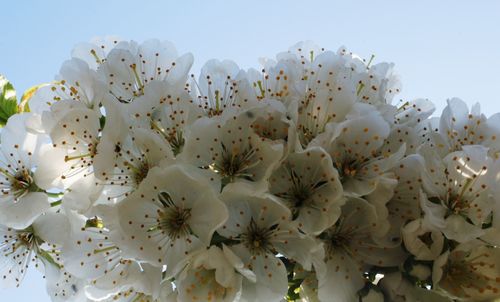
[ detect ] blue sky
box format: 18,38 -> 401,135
2,0 -> 500,301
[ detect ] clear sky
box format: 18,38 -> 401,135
2,0 -> 500,301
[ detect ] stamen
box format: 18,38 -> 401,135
149,191 -> 192,239
209,143 -> 258,186
89,49 -> 103,65
241,218 -> 275,254
64,153 -> 93,162
256,80 -> 265,99
129,64 -> 144,96
93,246 -> 118,255
150,121 -> 185,155
356,82 -> 365,96
366,54 -> 375,68
274,166 -> 327,219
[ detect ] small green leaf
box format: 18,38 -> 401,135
0,74 -> 18,126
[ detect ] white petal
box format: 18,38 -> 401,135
318,252 -> 365,302
0,192 -> 50,229
33,210 -> 70,246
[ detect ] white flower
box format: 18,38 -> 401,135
189,59 -> 258,118
95,128 -> 172,202
247,55 -> 306,107
71,36 -> 122,70
7,38 -> 500,302
0,224 -> 41,288
0,211 -> 69,287
100,39 -> 193,104
29,57 -> 106,114
252,41 -> 326,109
85,262 -> 162,302
339,47 -> 401,107
384,99 -> 436,156
0,113 -> 51,228
61,213 -> 124,281
61,174 -> 102,214
149,87 -> 204,155
112,163 -> 228,278
431,98 -> 500,158
37,100 -> 101,189
432,245 -> 500,301
293,50 -> 359,148
103,79 -> 204,156
268,146 -> 344,235
310,103 -> 406,237
44,263 -> 90,302
402,219 -> 444,261
394,98 -> 435,127
384,154 -> 425,245
176,245 -> 248,302
180,112 -> 284,191
93,102 -> 173,203
310,103 -> 402,196
286,41 -> 324,60
217,184 -> 317,302
419,144 -> 499,243
317,198 -> 406,302
245,99 -> 296,152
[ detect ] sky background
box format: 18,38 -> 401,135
2,0 -> 500,301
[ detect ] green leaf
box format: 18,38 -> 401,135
0,74 -> 18,126
286,277 -> 304,301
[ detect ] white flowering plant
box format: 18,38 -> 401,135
1,38 -> 500,302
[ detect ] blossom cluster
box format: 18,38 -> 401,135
1,38 -> 500,302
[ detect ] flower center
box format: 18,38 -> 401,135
167,131 -> 185,156
242,218 -> 275,254
191,74 -> 238,118
297,103 -> 336,148
18,231 -> 36,247
326,232 -> 351,255
320,220 -> 354,258
440,255 -> 491,297
14,226 -> 44,251
333,157 -> 362,182
298,125 -> 316,147
156,191 -> 192,239
150,121 -> 185,156
2,168 -> 40,199
274,167 -> 328,219
133,162 -> 150,185
12,170 -> 35,192
209,143 -> 258,186
429,192 -> 476,217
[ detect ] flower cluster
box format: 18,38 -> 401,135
1,38 -> 500,302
